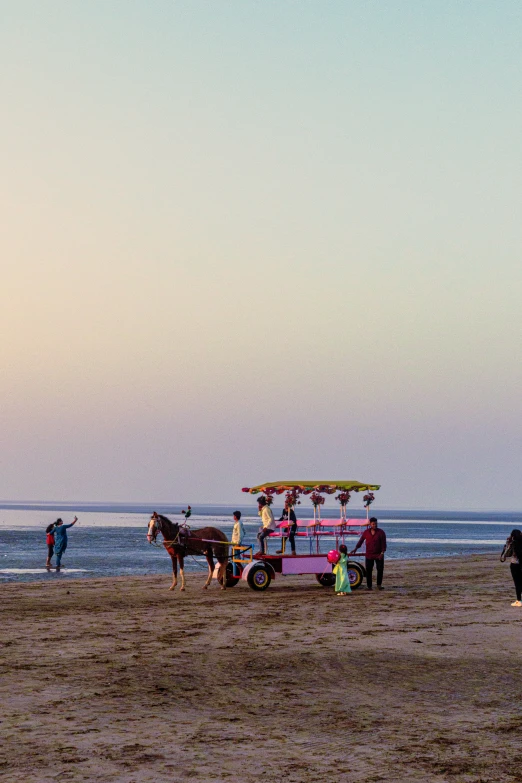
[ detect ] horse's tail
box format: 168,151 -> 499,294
210,527 -> 229,560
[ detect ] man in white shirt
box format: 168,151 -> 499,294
231,510 -> 245,546
256,496 -> 275,555
231,510 -> 246,577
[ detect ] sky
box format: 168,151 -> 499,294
1,1 -> 521,510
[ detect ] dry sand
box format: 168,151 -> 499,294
1,554 -> 521,783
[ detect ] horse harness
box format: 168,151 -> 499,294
163,523 -> 215,557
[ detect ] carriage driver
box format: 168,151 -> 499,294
231,510 -> 246,576
231,510 -> 245,547
256,496 -> 276,555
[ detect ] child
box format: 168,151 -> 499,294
333,544 -> 352,596
45,523 -> 56,569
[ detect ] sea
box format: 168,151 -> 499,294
0,502 -> 520,583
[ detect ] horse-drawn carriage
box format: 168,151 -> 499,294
233,480 -> 380,591
147,480 -> 380,591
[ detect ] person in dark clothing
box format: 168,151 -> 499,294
350,517 -> 387,590
501,529 -> 522,607
276,504 -> 297,555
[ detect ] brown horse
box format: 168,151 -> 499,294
147,512 -> 229,591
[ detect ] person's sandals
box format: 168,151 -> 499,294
511,600 -> 522,607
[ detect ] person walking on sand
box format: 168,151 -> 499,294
256,496 -> 275,555
333,544 -> 352,596
350,517 -> 387,590
53,516 -> 78,571
45,522 -> 56,569
500,529 -> 522,607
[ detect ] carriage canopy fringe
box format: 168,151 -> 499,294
243,481 -> 380,494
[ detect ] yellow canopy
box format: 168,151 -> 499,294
243,481 -> 380,494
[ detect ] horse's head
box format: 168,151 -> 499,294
147,512 -> 179,544
147,512 -> 161,543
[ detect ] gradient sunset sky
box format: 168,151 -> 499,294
2,1 -> 521,509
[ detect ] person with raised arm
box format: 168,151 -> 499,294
53,516 -> 78,571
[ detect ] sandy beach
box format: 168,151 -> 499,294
1,554 -> 521,783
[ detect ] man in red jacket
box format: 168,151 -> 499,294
350,517 -> 387,590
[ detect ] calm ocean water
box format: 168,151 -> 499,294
0,503 -> 519,583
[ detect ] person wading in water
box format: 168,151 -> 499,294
53,516 -> 78,571
45,523 -> 56,569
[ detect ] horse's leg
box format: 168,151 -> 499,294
203,550 -> 214,589
218,557 -> 227,591
179,554 -> 186,591
169,551 -> 177,591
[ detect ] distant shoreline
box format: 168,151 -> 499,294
0,499 -> 520,522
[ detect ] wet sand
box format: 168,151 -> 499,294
1,554 -> 521,782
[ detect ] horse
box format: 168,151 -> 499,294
147,512 -> 229,591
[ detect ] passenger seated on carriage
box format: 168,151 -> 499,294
276,504 -> 297,555
231,510 -> 246,576
256,496 -> 275,555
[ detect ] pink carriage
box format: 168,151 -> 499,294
229,480 -> 380,591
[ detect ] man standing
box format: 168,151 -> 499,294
350,517 -> 386,590
256,496 -> 275,555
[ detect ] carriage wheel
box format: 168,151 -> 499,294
219,562 -> 242,588
247,564 -> 272,591
316,572 -> 336,587
347,561 -> 364,590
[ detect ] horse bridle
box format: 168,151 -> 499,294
148,514 -> 192,548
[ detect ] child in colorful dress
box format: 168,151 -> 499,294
333,544 -> 352,596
